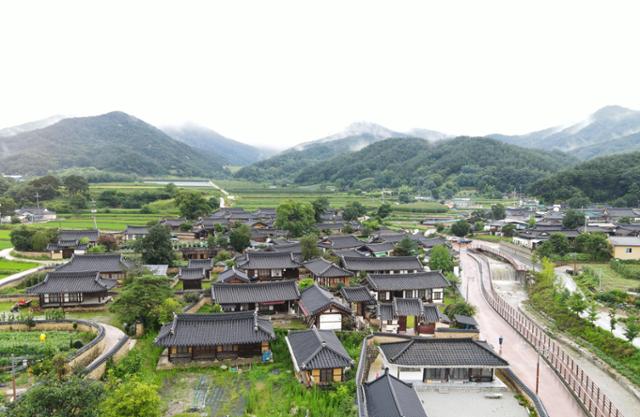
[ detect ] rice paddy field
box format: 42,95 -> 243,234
0,259 -> 39,279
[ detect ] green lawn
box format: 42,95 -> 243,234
0,259 -> 39,279
579,263 -> 639,292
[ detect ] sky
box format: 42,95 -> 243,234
1,0 -> 640,149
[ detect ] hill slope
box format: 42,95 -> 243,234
0,115 -> 65,137
235,122 -> 448,182
294,137 -> 576,192
0,112 -> 228,177
163,124 -> 272,166
529,151 -> 640,204
490,105 -> 640,158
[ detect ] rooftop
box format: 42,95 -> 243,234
27,271 -> 116,294
211,280 -> 300,304
367,271 -> 450,291
303,258 -> 353,278
363,370 -> 427,417
287,327 -> 353,370
236,251 -> 299,270
299,284 -> 351,317
341,256 -> 423,272
55,253 -> 130,273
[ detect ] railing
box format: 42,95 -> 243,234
355,333 -> 373,417
501,367 -> 550,417
469,250 -> 624,417
471,242 -> 530,272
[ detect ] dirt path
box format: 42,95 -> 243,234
461,250 -> 587,417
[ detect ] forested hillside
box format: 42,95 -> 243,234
294,137 -> 576,193
529,151 -> 640,205
0,112 -> 229,177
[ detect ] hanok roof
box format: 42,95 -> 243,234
366,271 -> 449,291
303,258 -> 353,278
217,268 -> 250,283
379,338 -> 509,368
417,236 -> 448,249
188,258 -> 213,269
454,314 -> 478,327
124,225 -> 148,235
333,248 -> 366,258
392,298 -> 424,317
58,229 -> 99,242
27,271 -> 116,294
423,304 -> 447,323
363,370 -> 428,417
160,218 -> 187,227
339,286 -> 375,304
287,327 -> 353,370
155,311 -> 275,347
55,253 -> 130,273
341,256 -> 423,272
236,251 -> 299,270
298,284 -> 351,317
318,235 -> 365,250
178,267 -> 206,281
211,280 -> 300,304
377,300 -> 444,323
609,236 -> 640,247
357,242 -> 395,254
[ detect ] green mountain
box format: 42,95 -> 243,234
529,151 -> 640,205
0,112 -> 228,177
163,123 -> 274,166
294,137 -> 576,192
490,105 -> 640,159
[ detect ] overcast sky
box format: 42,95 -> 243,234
2,0 -> 639,149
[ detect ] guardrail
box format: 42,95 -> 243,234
80,334 -> 130,376
470,250 -> 624,417
355,333 -> 373,417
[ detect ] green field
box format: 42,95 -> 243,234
0,259 -> 38,279
579,263 -> 640,292
0,330 -> 95,367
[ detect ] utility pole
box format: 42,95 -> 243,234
11,354 -> 16,402
91,199 -> 97,230
35,192 -> 40,209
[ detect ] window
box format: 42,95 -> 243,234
319,368 -> 333,383
417,289 -> 426,299
450,368 -> 468,380
272,269 -> 283,277
432,290 -> 443,301
424,368 -> 446,381
626,248 -> 633,254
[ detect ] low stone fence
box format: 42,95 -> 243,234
82,335 -> 131,380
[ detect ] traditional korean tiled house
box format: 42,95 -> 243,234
235,251 -> 300,281
366,271 -> 450,303
217,268 -> 251,283
298,284 -> 352,330
286,327 -> 354,386
339,286 -> 375,317
26,271 -> 116,308
211,280 -> 300,313
155,311 -> 275,363
123,225 -> 149,241
377,299 -> 448,335
302,258 -> 353,288
362,369 -> 427,417
356,242 -> 395,257
378,337 -> 509,384
188,258 -> 213,279
180,246 -> 216,260
318,235 -> 365,253
341,256 -> 423,275
453,314 -> 479,330
47,229 -> 99,259
55,253 -> 131,281
177,267 -> 206,290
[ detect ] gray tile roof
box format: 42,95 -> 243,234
58,229 -> 99,242
339,286 -> 374,303
341,256 -> 423,272
217,268 -> 250,283
287,327 -> 353,370
380,338 -> 509,368
27,271 -> 116,294
124,225 -> 148,235
155,311 -> 275,347
378,303 -> 395,322
423,304 -> 445,323
303,258 -> 353,278
188,258 -> 214,269
333,248 -> 366,258
318,235 -> 365,250
178,267 -> 205,281
609,236 -> 640,247
357,242 -> 395,253
377,301 -> 444,323
299,284 -> 351,317
366,271 -> 450,291
454,314 -> 478,327
211,280 -> 300,304
55,253 -> 130,273
392,298 -> 424,317
363,370 -> 427,417
236,251 -> 299,270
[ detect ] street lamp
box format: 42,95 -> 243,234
535,348 -> 549,395
498,336 -> 504,355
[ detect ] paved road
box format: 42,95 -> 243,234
461,250 -> 587,417
84,322 -> 131,373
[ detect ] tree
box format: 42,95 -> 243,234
586,302 -> 598,325
298,278 -> 315,290
0,196 -> 17,217
275,200 -> 316,237
429,244 -> 454,273
97,234 -> 118,252
445,301 -> 476,318
6,376 -> 104,417
63,175 -> 89,195
575,233 -> 611,261
137,224 -> 175,265
537,233 -> 570,258
99,378 -> 161,417
342,201 -> 366,221
153,298 -> 182,325
608,307 -> 618,331
110,275 -> 174,330
208,196 -> 220,211
491,203 -> 506,220
29,175 -> 62,200
300,233 -> 320,261
502,223 -> 516,237
618,216 -> 632,225
31,230 -> 52,251
474,221 -> 485,232
11,226 -> 35,251
567,292 -> 587,317
376,202 -> 392,219
164,182 -> 178,197
174,191 -> 211,220
623,316 -> 640,342
566,195 -> 590,209
398,192 -> 412,204
311,197 -> 330,223
393,236 -> 418,256
450,220 -> 471,237
229,223 -> 251,252
562,209 -> 585,230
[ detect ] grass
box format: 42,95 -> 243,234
0,330 -> 95,367
578,263 -> 639,292
0,259 -> 39,279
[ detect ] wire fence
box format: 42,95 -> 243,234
471,250 -> 624,417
